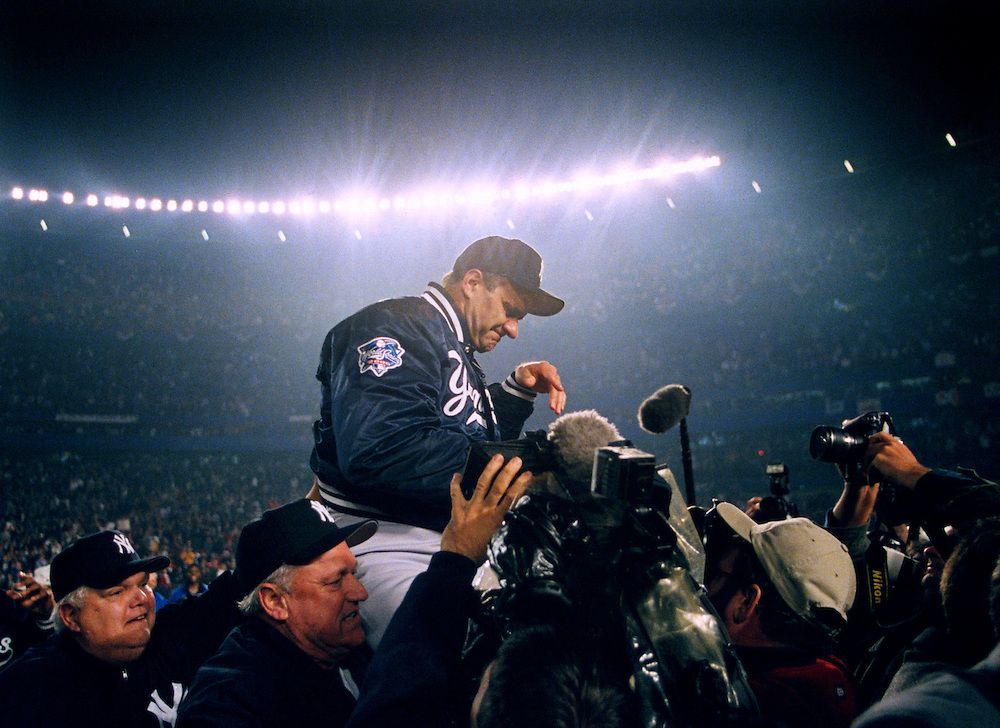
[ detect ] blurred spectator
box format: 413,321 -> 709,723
169,564 -> 208,604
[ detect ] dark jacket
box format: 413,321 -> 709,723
852,641 -> 1000,728
310,282 -> 535,531
346,550 -> 478,727
0,591 -> 53,671
0,571 -> 242,727
177,619 -> 361,728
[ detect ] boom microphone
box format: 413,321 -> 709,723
547,409 -> 623,486
637,384 -> 697,507
637,384 -> 692,434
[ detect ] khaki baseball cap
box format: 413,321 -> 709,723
715,502 -> 856,625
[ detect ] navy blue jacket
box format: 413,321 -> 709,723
311,283 -> 535,531
177,619 -> 362,728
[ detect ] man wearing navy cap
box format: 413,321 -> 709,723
177,499 -> 378,727
0,529 -> 245,726
309,235 -> 567,647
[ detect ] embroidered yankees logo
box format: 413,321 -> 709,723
112,533 -> 136,555
309,500 -> 337,524
443,350 -> 486,427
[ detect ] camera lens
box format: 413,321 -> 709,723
809,426 -> 865,463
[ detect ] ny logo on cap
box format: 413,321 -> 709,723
309,501 -> 336,524
112,533 -> 136,555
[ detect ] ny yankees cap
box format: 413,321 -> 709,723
236,499 -> 377,593
51,530 -> 170,602
453,236 -> 565,317
715,502 -> 856,626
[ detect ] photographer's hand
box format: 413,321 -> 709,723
441,454 -> 533,564
514,361 -> 566,414
866,432 -> 930,489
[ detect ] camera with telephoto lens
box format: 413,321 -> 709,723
809,411 -> 896,485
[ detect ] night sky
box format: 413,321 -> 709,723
3,2 -> 996,199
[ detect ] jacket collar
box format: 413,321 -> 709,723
422,282 -> 471,345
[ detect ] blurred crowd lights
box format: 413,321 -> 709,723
5,155 -> 723,219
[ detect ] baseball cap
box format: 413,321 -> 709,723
453,236 -> 564,316
51,530 -> 170,602
715,502 -> 856,625
236,499 -> 377,593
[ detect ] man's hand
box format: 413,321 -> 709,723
514,360 -> 566,414
866,432 -> 931,489
440,454 -> 533,564
5,572 -> 55,619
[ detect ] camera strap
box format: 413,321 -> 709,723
862,541 -> 890,614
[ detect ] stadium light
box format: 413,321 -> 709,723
86,194 -> 99,207
62,192 -> 74,205
242,200 -> 255,214
197,201 -> 209,212
167,200 -> 178,212
212,200 -> 224,214
149,198 -> 162,211
226,199 -> 241,215
135,198 -> 147,210
181,200 -> 194,212
273,201 -> 286,215
11,186 -> 24,200
257,201 -> 270,214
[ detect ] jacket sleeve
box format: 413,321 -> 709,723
489,372 -> 536,440
346,551 -> 479,727
327,307 -> 484,516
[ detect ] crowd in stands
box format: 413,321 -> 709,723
1,451 -> 306,593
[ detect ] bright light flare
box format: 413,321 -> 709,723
242,200 -> 255,214
122,225 -> 131,238
39,219 -> 48,231
201,229 -> 209,241
226,199 -> 241,215
278,230 -> 286,242
844,160 -> 855,173
945,132 -> 957,147
752,180 -> 762,194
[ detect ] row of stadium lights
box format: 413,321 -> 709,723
9,134 -> 963,239
8,156 -> 722,220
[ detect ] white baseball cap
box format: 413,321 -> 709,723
715,502 -> 856,625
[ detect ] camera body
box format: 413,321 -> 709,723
755,463 -> 799,523
810,411 -> 896,485
460,430 -> 557,498
810,410 -> 895,464
591,445 -> 657,507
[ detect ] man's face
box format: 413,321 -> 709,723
463,274 -> 527,353
283,542 -> 368,664
73,570 -> 157,662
